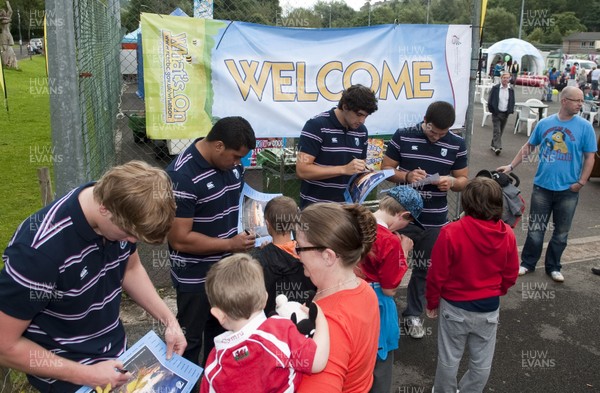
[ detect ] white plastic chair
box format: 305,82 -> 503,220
525,98 -> 548,119
513,104 -> 538,136
481,97 -> 492,127
581,101 -> 598,125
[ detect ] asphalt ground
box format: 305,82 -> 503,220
392,85 -> 600,393
118,84 -> 600,392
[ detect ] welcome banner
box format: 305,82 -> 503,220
141,14 -> 471,139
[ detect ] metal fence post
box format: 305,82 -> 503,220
46,0 -> 85,196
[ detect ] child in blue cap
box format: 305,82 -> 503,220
356,185 -> 424,393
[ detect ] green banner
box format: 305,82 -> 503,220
141,13 -> 225,139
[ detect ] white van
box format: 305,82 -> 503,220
564,59 -> 597,75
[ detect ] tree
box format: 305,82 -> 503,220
313,0 -> 356,28
578,2 -> 600,32
6,0 -> 44,41
552,11 -> 586,37
483,7 -> 517,43
278,7 -> 322,28
543,26 -> 563,45
430,0 -> 471,25
214,0 -> 280,25
526,27 -> 544,44
395,0 -> 426,24
121,0 -> 193,32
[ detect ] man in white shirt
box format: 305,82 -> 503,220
590,66 -> 600,94
487,72 -> 516,155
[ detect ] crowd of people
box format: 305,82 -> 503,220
0,81 -> 596,393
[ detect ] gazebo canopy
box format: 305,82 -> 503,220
487,38 -> 545,74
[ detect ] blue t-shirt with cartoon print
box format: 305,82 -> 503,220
529,114 -> 597,191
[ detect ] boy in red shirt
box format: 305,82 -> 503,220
201,254 -> 329,393
426,177 -> 519,393
357,185 -> 423,393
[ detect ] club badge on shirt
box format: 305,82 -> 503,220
233,346 -> 249,361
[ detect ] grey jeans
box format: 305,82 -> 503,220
491,112 -> 509,150
433,299 -> 499,393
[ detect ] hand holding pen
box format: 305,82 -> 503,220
344,157 -> 368,175
407,167 -> 428,183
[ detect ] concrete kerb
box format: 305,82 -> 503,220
399,235 -> 600,289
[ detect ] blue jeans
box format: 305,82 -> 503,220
521,185 -> 579,274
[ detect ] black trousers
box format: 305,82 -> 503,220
176,287 -> 225,368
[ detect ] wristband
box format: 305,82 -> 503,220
508,164 -> 513,171
405,170 -> 412,183
577,181 -> 584,186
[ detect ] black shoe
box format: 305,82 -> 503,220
592,267 -> 600,276
495,148 -> 501,156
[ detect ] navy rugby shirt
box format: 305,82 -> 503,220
298,108 -> 368,208
0,183 -> 132,392
167,139 -> 244,292
385,123 -> 468,227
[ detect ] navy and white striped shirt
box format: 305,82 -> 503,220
0,184 -> 132,392
385,123 -> 468,227
167,139 -> 244,292
298,108 -> 368,207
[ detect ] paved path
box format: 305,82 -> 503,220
392,85 -> 600,393
122,84 -> 600,392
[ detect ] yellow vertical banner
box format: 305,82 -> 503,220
480,0 -> 488,40
0,60 -> 7,112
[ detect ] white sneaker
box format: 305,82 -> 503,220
550,271 -> 564,282
518,266 -> 530,276
405,316 -> 425,339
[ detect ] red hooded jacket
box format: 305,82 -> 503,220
426,215 -> 519,310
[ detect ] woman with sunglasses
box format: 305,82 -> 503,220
295,202 -> 379,393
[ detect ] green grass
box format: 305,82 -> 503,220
0,56 -> 52,261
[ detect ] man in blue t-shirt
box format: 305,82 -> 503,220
296,84 -> 378,208
382,101 -> 469,339
166,116 -> 257,370
0,161 -> 186,392
498,86 -> 597,283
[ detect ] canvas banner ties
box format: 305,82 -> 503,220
141,13 -> 472,139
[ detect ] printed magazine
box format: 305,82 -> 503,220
344,169 -> 395,204
238,183 -> 282,247
75,330 -> 202,393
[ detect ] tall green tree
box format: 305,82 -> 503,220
7,0 -> 44,40
313,0 -> 356,28
214,0 -> 280,25
552,11 -> 586,36
121,0 -> 193,32
483,7 -> 517,43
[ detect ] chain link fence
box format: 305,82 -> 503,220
46,0 -> 465,285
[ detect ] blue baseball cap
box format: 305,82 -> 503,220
387,186 -> 425,230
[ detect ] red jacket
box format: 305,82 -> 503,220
426,216 -> 519,310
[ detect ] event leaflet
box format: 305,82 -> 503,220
75,330 -> 202,393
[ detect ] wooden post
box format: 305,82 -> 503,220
37,167 -> 53,206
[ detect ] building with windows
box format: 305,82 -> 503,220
562,32 -> 600,55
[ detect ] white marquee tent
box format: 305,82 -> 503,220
486,38 -> 545,74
